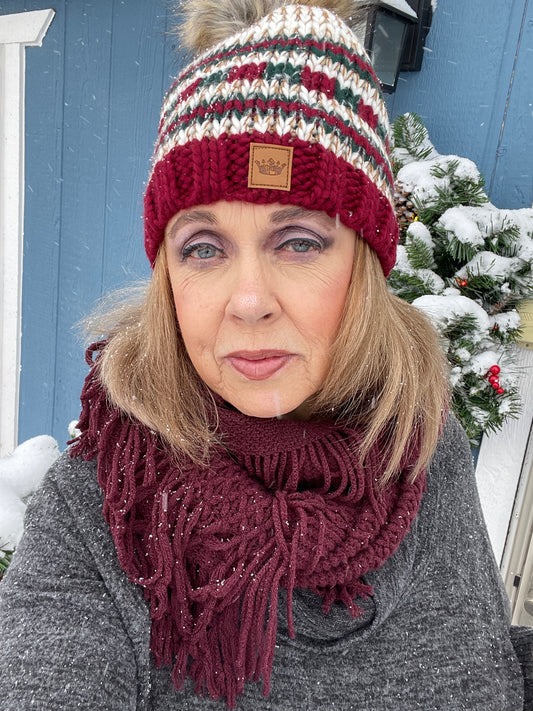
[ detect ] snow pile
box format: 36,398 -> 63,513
468,350 -> 505,378
406,219 -> 434,248
397,155 -> 481,205
437,206 -> 485,247
68,420 -> 81,439
490,310 -> 521,335
456,252 -> 521,280
413,294 -> 490,336
0,436 -> 60,552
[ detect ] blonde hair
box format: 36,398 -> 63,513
87,240 -> 448,484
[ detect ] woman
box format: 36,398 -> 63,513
0,1 -> 531,709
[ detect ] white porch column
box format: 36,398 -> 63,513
0,9 -> 55,456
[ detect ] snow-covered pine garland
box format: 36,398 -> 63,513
389,113 -> 533,445
0,436 -> 60,580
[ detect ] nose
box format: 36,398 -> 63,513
226,258 -> 281,325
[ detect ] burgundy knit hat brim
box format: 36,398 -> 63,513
144,132 -> 398,276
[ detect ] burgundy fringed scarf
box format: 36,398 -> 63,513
71,344 -> 426,708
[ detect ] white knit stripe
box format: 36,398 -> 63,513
152,116 -> 394,205
173,6 -> 380,112
158,78 -> 388,160
228,4 -> 368,67
154,77 -> 391,180
155,106 -> 391,196
165,48 -> 388,135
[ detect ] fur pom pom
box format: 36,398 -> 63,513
175,0 -> 370,54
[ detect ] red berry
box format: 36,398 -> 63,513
489,365 -> 501,375
488,375 -> 499,385
497,387 -> 504,395
491,381 -> 500,389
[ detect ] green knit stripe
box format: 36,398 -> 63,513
175,48 -> 383,119
167,59 -> 388,145
156,99 -> 393,197
181,35 -> 380,93
160,63 -> 389,159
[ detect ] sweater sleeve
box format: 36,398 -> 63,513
512,625 -> 533,707
410,415 -> 532,709
0,454 -> 147,711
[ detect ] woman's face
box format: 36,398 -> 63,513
164,201 -> 356,418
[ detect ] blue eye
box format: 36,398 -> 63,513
291,240 -> 316,252
182,243 -> 221,260
278,238 -> 322,253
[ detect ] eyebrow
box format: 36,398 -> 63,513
170,210 -> 218,233
169,205 -> 336,237
269,206 -> 335,229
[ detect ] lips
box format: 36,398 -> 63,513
225,350 -> 295,381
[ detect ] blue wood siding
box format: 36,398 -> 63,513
1,0 -> 180,446
387,0 -> 533,209
1,0 -> 531,447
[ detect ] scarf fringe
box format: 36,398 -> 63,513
71,345 -> 425,708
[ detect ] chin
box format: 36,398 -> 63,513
229,402 -> 291,420
222,390 -> 314,420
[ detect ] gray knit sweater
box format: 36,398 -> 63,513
0,416 -> 531,710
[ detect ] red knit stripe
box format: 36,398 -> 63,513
181,36 -> 379,90
359,100 -> 379,131
178,76 -> 202,103
164,67 -> 383,141
172,54 -> 387,135
298,66 -> 379,131
300,65 -> 337,99
155,98 -> 393,186
228,61 -> 267,83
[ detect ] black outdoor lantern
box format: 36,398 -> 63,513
363,0 -> 434,93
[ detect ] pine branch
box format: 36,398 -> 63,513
431,240 -> 465,279
405,237 -> 435,270
411,194 -> 443,226
430,160 -> 488,207
489,295 -> 520,315
434,227 -> 478,264
0,549 -> 13,581
457,272 -> 502,309
387,270 -> 435,302
440,314 -> 479,342
486,222 -> 520,256
508,263 -> 533,298
392,113 -> 433,162
452,383 -> 521,445
492,324 -> 523,344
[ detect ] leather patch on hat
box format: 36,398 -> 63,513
248,143 -> 294,191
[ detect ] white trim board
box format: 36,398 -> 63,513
0,9 -> 55,45
0,9 -> 55,457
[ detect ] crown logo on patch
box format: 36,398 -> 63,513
248,143 -> 294,191
255,158 -> 287,176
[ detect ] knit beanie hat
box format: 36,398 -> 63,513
144,0 -> 399,275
